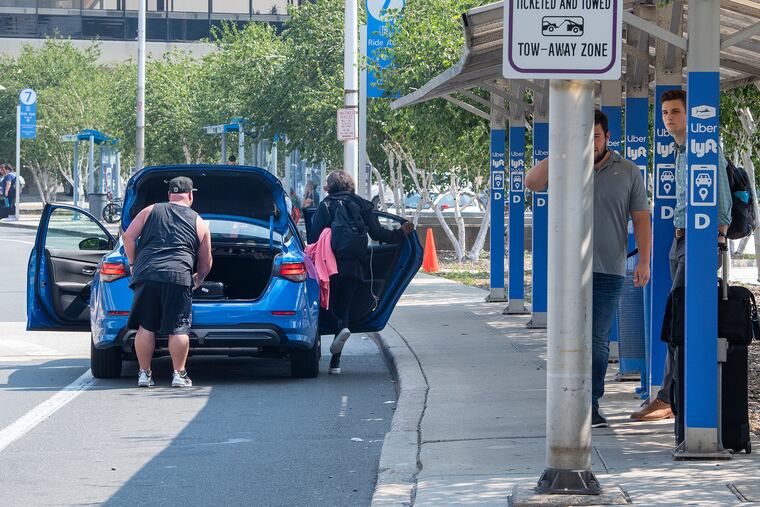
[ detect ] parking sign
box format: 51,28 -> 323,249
503,0 -> 622,79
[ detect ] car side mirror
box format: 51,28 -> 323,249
79,237 -> 112,251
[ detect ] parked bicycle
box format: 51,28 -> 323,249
102,191 -> 123,224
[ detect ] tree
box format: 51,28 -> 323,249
374,0 -> 494,259
0,39 -> 112,202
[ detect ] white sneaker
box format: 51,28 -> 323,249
137,370 -> 154,387
171,370 -> 192,387
330,328 -> 351,355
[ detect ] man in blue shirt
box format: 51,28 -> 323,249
631,88 -> 732,421
1,164 -> 18,222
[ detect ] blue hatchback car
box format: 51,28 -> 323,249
27,165 -> 422,379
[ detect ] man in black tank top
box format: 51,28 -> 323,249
123,177 -> 213,388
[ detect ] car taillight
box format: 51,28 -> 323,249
100,262 -> 128,282
279,262 -> 307,282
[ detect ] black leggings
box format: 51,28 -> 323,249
329,274 -> 360,331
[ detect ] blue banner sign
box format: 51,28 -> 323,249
509,126 -> 526,304
490,129 -> 506,295
366,0 -> 405,98
602,105 -> 622,153
685,72 -> 720,430
532,121 -> 549,319
650,84 -> 679,395
19,88 -> 37,139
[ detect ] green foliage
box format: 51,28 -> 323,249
377,0 -> 494,187
265,0 -> 346,168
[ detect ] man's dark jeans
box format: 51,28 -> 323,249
592,272 -> 626,409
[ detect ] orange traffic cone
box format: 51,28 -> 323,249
423,228 -> 439,273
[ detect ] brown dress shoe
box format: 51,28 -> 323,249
630,399 -> 674,421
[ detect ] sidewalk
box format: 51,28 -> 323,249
373,273 -> 760,506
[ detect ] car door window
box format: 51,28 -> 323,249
41,207 -> 114,324
46,208 -> 114,251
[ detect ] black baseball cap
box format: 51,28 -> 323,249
168,176 -> 196,194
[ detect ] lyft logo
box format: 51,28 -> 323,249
656,142 -> 676,158
492,158 -> 505,169
510,159 -> 525,169
691,139 -> 718,158
626,146 -> 647,161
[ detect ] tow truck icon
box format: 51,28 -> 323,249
542,16 -> 584,36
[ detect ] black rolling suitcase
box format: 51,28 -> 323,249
192,281 -> 225,300
663,249 -> 759,453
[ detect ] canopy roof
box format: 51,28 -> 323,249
392,0 -> 760,111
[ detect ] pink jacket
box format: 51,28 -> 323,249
305,228 -> 338,309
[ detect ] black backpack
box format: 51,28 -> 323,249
328,197 -> 368,259
726,158 -> 757,240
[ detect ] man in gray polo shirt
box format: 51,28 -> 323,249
526,109 -> 652,428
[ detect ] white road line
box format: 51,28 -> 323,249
0,239 -> 34,246
0,370 -> 96,453
0,338 -> 62,356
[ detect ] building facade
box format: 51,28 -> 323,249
0,0 -> 301,43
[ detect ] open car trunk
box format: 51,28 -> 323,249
194,244 -> 279,301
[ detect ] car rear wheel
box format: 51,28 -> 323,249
90,338 -> 123,379
290,334 -> 320,379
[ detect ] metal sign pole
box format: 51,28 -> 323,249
135,0 -> 145,173
73,140 -> 80,207
488,92 -> 507,303
359,24 -> 369,199
677,0 -> 728,459
15,105 -> 20,221
238,129 -> 245,165
538,79 -> 598,493
343,0 -> 359,183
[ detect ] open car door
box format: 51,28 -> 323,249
302,207 -> 422,335
27,204 -> 116,331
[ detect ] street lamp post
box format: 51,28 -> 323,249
135,0 -> 145,174
343,0 -> 359,183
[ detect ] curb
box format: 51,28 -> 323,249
369,326 -> 428,507
0,221 -> 38,231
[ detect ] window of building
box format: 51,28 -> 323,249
212,0 -> 249,15
83,0 -> 123,11
38,0 -> 83,9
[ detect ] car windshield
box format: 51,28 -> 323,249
207,219 -> 283,243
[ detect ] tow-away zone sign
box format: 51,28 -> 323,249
503,0 -> 622,80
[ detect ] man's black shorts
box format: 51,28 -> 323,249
127,281 -> 193,335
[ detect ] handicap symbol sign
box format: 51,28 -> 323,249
492,171 -> 504,190
510,172 -> 524,192
655,164 -> 676,200
689,164 -> 716,206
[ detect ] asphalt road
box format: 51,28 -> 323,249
0,226 -> 395,506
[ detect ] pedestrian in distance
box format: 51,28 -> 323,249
630,89 -> 732,422
0,165 -> 9,220
123,176 -> 213,388
309,170 -> 414,374
303,180 -> 320,208
1,163 -> 19,222
227,155 -> 237,165
525,109 -> 652,428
